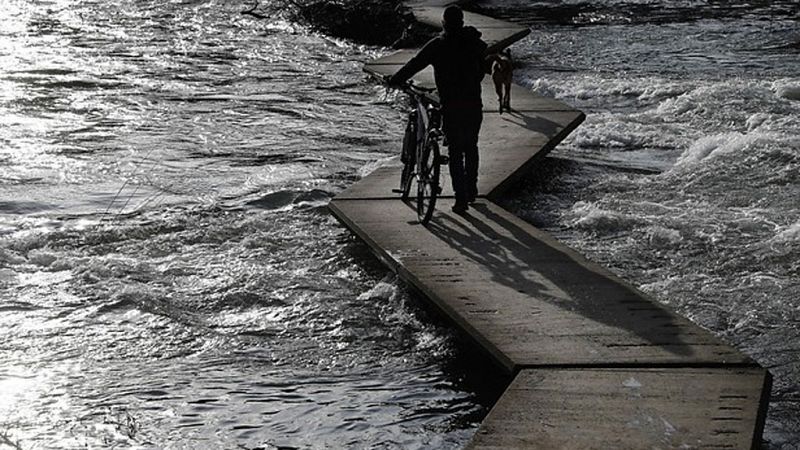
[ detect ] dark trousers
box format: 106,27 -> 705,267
442,107 -> 482,205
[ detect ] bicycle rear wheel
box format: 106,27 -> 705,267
400,113 -> 416,200
416,139 -> 440,225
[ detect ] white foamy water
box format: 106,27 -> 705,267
488,1 -> 799,446
3,0 -> 799,447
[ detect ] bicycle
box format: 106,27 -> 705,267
391,83 -> 447,225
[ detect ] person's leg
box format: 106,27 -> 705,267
464,108 -> 482,203
443,110 -> 469,210
504,80 -> 511,111
493,76 -> 503,114
448,144 -> 466,206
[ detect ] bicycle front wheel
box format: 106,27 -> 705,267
416,139 -> 440,225
400,114 -> 416,200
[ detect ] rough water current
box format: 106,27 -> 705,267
480,0 -> 800,447
1,0 -> 799,448
0,1 -> 489,448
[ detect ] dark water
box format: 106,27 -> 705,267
1,0 -> 799,448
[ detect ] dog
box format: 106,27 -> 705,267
487,50 -> 513,114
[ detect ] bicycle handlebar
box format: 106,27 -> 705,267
382,75 -> 437,95
404,83 -> 436,95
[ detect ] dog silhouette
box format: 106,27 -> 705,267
488,49 -> 513,114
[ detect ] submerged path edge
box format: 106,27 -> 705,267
327,1 -> 771,448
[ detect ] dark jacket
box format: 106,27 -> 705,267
390,26 -> 487,108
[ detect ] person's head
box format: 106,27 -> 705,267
442,5 -> 464,33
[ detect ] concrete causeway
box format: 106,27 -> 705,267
328,2 -> 771,448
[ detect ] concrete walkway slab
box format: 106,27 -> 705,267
467,368 -> 771,449
328,198 -> 752,372
335,109 -> 584,200
330,1 -> 770,446
408,6 -> 530,51
480,28 -> 532,52
411,6 -> 516,29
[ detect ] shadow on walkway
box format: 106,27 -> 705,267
504,110 -> 563,139
426,201 -> 695,358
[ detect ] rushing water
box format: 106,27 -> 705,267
0,1 -> 494,448
1,0 -> 799,448
475,0 -> 800,447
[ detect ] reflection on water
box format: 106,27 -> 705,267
0,0 -> 494,448
0,201 -> 497,448
4,0 -> 800,447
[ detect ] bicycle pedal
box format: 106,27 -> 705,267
438,155 -> 449,165
391,189 -> 403,193
436,186 -> 442,194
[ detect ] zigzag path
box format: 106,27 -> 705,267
328,2 -> 770,448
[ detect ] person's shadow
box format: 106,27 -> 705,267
504,110 -> 563,140
425,201 -> 699,362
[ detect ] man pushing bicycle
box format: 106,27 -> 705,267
388,5 -> 487,214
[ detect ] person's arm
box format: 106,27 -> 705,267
480,40 -> 491,74
388,39 -> 438,85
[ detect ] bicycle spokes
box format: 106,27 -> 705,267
416,140 -> 440,225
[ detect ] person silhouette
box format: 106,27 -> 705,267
389,5 -> 487,214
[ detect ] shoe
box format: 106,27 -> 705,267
467,194 -> 477,204
451,203 -> 468,215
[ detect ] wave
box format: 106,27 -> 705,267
0,301 -> 40,312
565,201 -> 643,235
674,132 -> 758,166
244,188 -> 333,210
759,221 -> 800,258
0,201 -> 54,214
774,80 -> 800,101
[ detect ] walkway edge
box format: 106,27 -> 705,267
326,1 -> 771,448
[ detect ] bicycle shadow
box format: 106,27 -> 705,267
425,201 -> 695,358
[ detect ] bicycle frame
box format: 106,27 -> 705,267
412,92 -> 440,152
399,84 -> 444,224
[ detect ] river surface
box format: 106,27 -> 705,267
1,0 -> 798,448
479,0 -> 799,447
